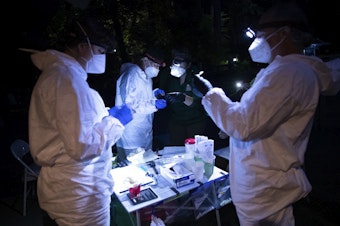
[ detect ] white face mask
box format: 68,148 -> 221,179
84,54 -> 106,74
248,37 -> 272,63
248,27 -> 285,64
145,66 -> 159,78
170,65 -> 186,78
81,39 -> 106,74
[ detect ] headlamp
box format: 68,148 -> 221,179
246,27 -> 256,39
172,58 -> 188,68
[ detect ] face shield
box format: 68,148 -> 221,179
75,16 -> 117,53
82,40 -> 106,73
142,57 -> 160,78
76,21 -> 107,74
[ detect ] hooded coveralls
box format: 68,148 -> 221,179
29,50 -> 125,226
202,54 -> 339,225
115,63 -> 158,152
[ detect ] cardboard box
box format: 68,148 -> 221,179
160,163 -> 195,188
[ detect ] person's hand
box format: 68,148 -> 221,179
155,99 -> 167,109
154,88 -> 165,99
164,92 -> 186,104
108,104 -> 133,126
192,72 -> 213,97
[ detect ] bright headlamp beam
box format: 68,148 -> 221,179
236,81 -> 243,88
246,27 -> 255,39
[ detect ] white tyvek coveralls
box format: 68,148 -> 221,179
202,54 -> 339,224
115,63 -> 158,151
29,50 -> 125,226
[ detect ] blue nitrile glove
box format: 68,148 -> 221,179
108,106 -> 119,116
164,92 -> 186,104
155,99 -> 167,109
154,88 -> 165,99
108,105 -> 133,126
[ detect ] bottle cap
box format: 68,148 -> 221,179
185,138 -> 195,144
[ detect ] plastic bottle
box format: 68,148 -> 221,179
184,138 -> 195,158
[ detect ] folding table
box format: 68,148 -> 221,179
111,162 -> 231,226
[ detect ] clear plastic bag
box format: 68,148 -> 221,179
150,215 -> 165,226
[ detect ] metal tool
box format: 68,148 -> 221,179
147,160 -> 158,174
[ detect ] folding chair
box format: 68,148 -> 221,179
10,139 -> 41,216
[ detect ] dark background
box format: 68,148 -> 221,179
2,0 -> 340,223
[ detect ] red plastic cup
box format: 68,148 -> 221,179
129,184 -> 141,198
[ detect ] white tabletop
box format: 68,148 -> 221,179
111,165 -> 228,213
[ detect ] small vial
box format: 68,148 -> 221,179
185,138 -> 195,158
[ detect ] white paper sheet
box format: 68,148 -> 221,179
111,165 -> 154,194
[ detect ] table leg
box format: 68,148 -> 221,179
136,210 -> 141,226
215,209 -> 221,226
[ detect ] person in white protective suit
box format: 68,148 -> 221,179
115,47 -> 167,161
193,2 -> 340,226
27,15 -> 133,226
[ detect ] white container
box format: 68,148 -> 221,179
203,155 -> 216,178
160,163 -> 195,188
184,138 -> 195,158
196,139 -> 214,158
